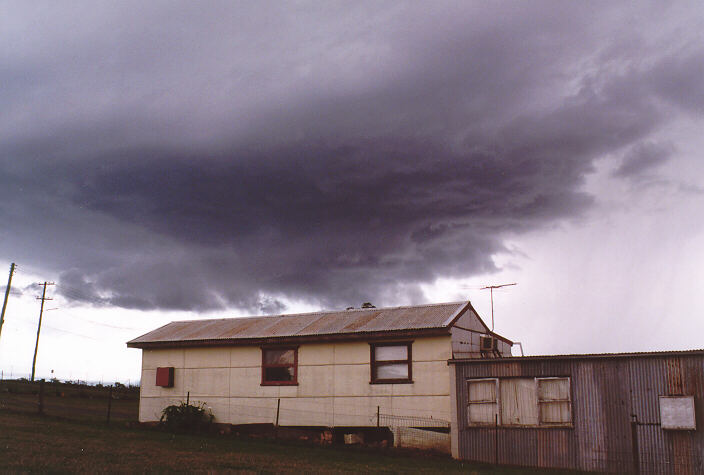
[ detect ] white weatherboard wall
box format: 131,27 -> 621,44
139,336 -> 453,426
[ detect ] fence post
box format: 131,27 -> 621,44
38,379 -> 45,415
274,398 -> 281,440
106,385 -> 113,425
377,406 -> 380,427
631,415 -> 640,475
186,391 -> 190,405
275,398 -> 281,427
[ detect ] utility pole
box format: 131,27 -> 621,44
31,281 -> 54,382
480,283 -> 516,331
0,262 -> 16,342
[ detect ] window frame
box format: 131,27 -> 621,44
369,341 -> 413,384
659,395 -> 696,430
466,376 -> 573,428
467,377 -> 500,426
536,377 -> 572,426
260,346 -> 299,386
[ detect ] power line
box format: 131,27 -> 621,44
12,317 -> 116,341
54,283 -> 109,306
53,308 -> 139,331
39,324 -> 102,341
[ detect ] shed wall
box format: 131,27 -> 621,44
453,355 -> 704,474
139,336 -> 453,427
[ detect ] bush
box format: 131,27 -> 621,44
160,401 -> 214,433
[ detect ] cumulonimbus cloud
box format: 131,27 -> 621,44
2,2 -> 703,313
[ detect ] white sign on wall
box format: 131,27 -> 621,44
659,396 -> 696,430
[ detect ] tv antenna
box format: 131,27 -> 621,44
480,283 -> 516,331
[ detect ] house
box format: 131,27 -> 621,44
127,301 -> 513,449
450,350 -> 704,474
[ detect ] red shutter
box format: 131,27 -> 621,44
155,367 -> 174,387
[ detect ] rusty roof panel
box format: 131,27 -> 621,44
128,301 -> 471,346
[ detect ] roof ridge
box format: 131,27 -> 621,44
170,300 -> 470,324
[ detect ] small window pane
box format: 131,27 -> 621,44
538,378 -> 569,401
540,401 -> 571,424
264,366 -> 294,382
468,380 -> 496,402
469,403 -> 498,425
264,349 -> 295,365
376,363 -> 409,380
375,345 -> 408,361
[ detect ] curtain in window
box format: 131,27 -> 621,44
263,349 -> 295,365
375,345 -> 407,361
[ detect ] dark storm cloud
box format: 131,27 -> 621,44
613,142 -> 675,179
2,2 -> 702,313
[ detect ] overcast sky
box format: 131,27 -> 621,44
1,1 -> 703,383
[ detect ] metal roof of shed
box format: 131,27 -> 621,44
127,301 -> 488,348
448,348 -> 704,363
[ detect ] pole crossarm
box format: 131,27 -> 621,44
480,283 -> 517,331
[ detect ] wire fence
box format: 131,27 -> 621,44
138,392 -> 453,452
0,380 -> 449,452
0,379 -> 139,424
379,413 -> 451,452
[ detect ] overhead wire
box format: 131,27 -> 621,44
51,308 -> 139,331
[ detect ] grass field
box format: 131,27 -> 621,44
0,410 -> 553,473
0,381 -> 558,473
0,379 -> 138,423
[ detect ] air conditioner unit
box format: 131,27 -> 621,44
480,336 -> 497,351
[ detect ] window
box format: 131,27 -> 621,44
370,342 -> 412,384
261,347 -> 298,385
537,378 -> 571,425
467,377 -> 571,427
660,396 -> 696,430
467,378 -> 498,424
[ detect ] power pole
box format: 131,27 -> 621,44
0,262 -> 16,342
31,281 -> 54,382
480,283 -> 516,331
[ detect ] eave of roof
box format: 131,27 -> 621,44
448,348 -> 704,364
127,327 -> 452,349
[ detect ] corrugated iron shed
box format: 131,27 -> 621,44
128,301 -> 505,348
451,351 -> 704,474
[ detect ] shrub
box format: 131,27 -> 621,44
160,401 -> 214,433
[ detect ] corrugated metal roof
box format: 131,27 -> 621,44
128,301 -> 471,347
449,348 -> 704,363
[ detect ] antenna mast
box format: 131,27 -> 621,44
480,283 -> 516,331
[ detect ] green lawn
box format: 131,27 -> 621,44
0,410 -> 543,473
